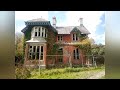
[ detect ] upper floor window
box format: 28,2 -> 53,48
31,26 -> 47,38
72,33 -> 79,41
58,35 -> 63,41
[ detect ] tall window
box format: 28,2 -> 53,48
28,45 -> 44,60
73,48 -> 80,59
32,26 -> 47,38
58,35 -> 63,41
72,33 -> 79,41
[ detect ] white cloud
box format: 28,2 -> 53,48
57,11 -> 104,44
95,32 -> 105,45
15,11 -> 48,32
54,11 -> 60,14
15,24 -> 25,33
15,11 -> 105,44
15,11 -> 48,21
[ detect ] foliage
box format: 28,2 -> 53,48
91,43 -> 105,65
91,43 -> 105,55
15,66 -> 31,79
28,66 -> 105,79
74,37 -> 92,54
15,32 -> 24,64
46,30 -> 58,55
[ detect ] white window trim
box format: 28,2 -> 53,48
72,33 -> 79,41
58,35 -> 63,41
28,45 -> 44,60
31,26 -> 47,38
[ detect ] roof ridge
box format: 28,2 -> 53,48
26,18 -> 48,22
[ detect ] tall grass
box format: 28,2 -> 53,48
29,66 -> 105,79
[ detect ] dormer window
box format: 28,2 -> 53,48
58,35 -> 63,41
32,26 -> 47,38
72,33 -> 79,41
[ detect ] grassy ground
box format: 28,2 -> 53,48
28,66 -> 105,79
99,75 -> 105,79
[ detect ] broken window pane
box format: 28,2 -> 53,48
35,32 -> 37,36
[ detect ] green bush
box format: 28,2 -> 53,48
15,67 -> 31,79
64,67 -> 81,72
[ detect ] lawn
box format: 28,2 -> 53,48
28,66 -> 105,79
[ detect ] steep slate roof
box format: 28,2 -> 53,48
21,18 -> 57,33
26,18 -> 48,22
21,18 -> 90,35
56,25 -> 90,34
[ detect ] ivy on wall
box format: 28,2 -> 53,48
45,28 -> 59,55
23,26 -> 59,61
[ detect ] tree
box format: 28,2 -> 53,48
15,32 -> 24,64
91,43 -> 105,65
74,37 -> 92,67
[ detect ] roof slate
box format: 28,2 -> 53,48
21,18 -> 90,35
56,25 -> 90,34
26,18 -> 48,22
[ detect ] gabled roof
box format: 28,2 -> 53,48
21,18 -> 90,35
56,25 -> 90,34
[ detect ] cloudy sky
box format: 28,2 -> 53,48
15,11 -> 105,45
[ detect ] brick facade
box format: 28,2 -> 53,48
21,17 -> 91,68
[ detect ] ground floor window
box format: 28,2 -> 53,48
73,48 -> 80,59
58,58 -> 63,63
28,45 -> 43,60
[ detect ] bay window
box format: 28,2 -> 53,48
28,45 -> 43,60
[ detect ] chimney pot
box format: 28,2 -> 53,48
80,18 -> 83,26
53,16 -> 57,28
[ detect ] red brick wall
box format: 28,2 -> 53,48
56,34 -> 71,42
48,33 -> 87,66
63,34 -> 71,42
62,45 -> 86,65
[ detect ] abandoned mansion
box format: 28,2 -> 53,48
21,17 -> 91,68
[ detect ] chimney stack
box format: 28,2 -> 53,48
80,18 -> 83,26
53,16 -> 57,28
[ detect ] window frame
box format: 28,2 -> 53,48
72,33 -> 79,41
32,26 -> 47,38
73,48 -> 80,60
58,35 -> 63,41
28,45 -> 44,60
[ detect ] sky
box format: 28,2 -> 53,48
15,11 -> 105,45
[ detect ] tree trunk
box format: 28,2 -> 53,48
69,53 -> 72,68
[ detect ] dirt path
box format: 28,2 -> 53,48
87,70 -> 105,79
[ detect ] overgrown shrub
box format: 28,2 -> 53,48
64,67 -> 81,72
15,66 -> 31,79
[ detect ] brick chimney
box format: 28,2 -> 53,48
80,18 -> 83,26
53,16 -> 57,28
